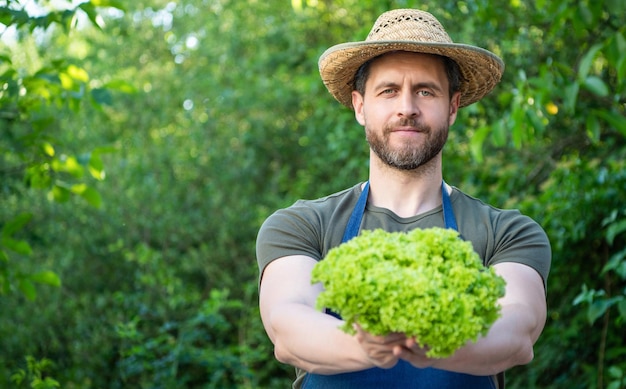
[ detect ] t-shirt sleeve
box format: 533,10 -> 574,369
255,202 -> 324,278
488,211 -> 552,290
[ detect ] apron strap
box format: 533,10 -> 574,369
341,181 -> 370,243
441,181 -> 458,232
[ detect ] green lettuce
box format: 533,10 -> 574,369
311,227 -> 506,358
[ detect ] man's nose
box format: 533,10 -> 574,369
397,91 -> 419,117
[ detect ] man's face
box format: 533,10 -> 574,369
352,51 -> 461,171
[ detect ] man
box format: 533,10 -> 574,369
256,8 -> 551,389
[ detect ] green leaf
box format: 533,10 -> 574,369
42,142 -> 56,157
18,279 -> 37,301
606,30 -> 625,66
30,271 -> 62,287
91,0 -> 127,9
1,237 -> 33,256
585,114 -> 601,143
606,218 -> 626,245
586,300 -> 608,324
2,9 -> 29,28
71,185 -> 103,208
593,109 -> 626,137
602,248 -> 626,278
88,153 -> 106,180
78,2 -> 104,30
578,44 -> 603,80
50,185 -> 71,203
9,369 -> 26,385
587,297 -> 623,324
1,213 -> 33,238
608,365 -> 623,379
526,108 -> 546,137
40,377 -> 61,388
563,82 -> 579,114
52,155 -> 84,178
103,79 -> 137,93
583,76 -> 609,97
573,284 -> 601,305
491,119 -> 507,147
65,64 -> 89,84
469,126 -> 491,162
0,53 -> 12,65
91,88 -> 113,106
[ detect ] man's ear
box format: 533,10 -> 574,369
448,91 -> 461,126
352,91 -> 365,125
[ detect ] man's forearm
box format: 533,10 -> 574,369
400,303 -> 539,376
268,303 -> 378,374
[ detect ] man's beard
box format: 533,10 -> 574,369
365,118 -> 449,171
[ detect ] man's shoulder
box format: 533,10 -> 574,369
256,183 -> 363,266
292,183 -> 361,208
261,183 -> 362,229
271,183 -> 362,221
452,187 -> 524,218
451,187 -> 548,240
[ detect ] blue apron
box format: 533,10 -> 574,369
301,181 -> 497,389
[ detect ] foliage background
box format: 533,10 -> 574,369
1,0 -> 625,388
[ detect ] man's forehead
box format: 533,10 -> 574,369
369,51 -> 447,69
367,52 -> 448,84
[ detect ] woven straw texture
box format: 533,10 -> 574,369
318,9 -> 504,109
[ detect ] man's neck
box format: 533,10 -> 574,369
367,154 -> 444,218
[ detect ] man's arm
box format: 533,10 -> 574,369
394,262 -> 547,376
259,255 -> 403,374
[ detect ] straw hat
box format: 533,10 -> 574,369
318,9 -> 504,109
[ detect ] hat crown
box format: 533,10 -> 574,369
318,8 -> 504,109
366,9 -> 452,44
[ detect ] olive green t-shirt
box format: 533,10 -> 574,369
256,182 -> 551,286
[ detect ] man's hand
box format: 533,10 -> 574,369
393,337 -> 435,369
354,324 -> 406,369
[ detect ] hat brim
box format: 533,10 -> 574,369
318,41 -> 504,109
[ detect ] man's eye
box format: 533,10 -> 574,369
418,90 -> 432,96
